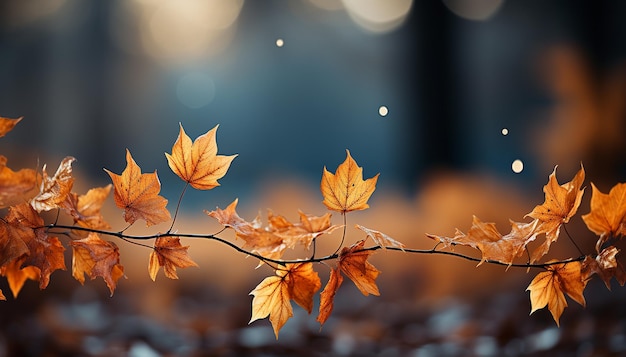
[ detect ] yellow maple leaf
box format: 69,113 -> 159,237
165,123 -> 237,190
321,150 -> 379,213
249,263 -> 321,338
526,165 -> 585,263
526,261 -> 586,326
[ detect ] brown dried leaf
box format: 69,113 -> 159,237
30,157 -> 75,212
71,233 -> 125,296
0,155 -> 38,208
148,236 -> 198,281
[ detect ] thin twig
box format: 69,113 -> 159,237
41,223 -> 585,270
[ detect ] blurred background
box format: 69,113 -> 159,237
1,0 -> 626,356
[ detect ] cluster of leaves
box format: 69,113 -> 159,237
0,116 -> 624,338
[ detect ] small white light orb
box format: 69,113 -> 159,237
512,159 -> 524,174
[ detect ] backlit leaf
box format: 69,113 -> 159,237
166,123 -> 237,190
526,165 -> 585,263
581,182 -> 626,251
321,150 -> 379,212
527,261 -> 586,326
104,149 -> 170,226
249,263 -> 321,338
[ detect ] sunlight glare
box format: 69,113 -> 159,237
342,0 -> 413,33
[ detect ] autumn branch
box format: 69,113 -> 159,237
1,117 -> 625,337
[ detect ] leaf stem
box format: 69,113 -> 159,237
332,213 -> 347,256
168,182 -> 189,233
563,224 -> 584,256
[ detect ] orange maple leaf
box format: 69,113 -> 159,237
148,236 -> 198,281
249,263 -> 321,338
105,149 -> 171,227
0,116 -> 22,137
339,239 -> 380,296
526,165 -> 585,263
62,185 -> 112,232
581,246 -> 626,289
317,240 -> 380,327
317,266 -> 343,327
0,155 -> 38,208
30,156 -> 75,212
0,213 -> 31,268
0,257 -> 39,298
427,216 -> 539,266
71,233 -> 125,296
166,123 -> 237,190
581,182 -> 626,251
7,203 -> 66,289
321,150 -> 379,213
527,260 -> 586,326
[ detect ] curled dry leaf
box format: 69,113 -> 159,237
166,123 -> 237,190
104,149 -> 171,227
270,210 -> 343,250
526,261 -> 586,326
71,233 -> 125,296
356,224 -> 406,251
148,236 -> 198,281
30,156 -> 75,212
317,266 -> 343,327
581,246 -> 626,289
206,199 -> 331,262
0,116 -> 22,137
62,185 -> 112,233
427,216 -> 539,266
321,150 -> 379,212
525,165 -> 585,263
249,263 -> 321,338
0,155 -> 38,208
